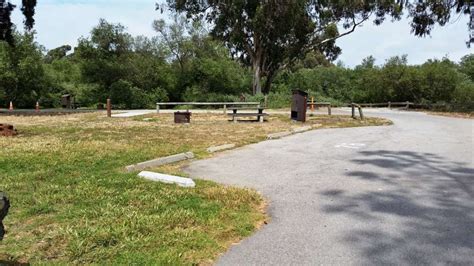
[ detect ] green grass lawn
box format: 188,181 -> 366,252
0,112 -> 391,264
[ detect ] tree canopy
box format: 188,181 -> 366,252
0,0 -> 36,46
164,0 -> 472,94
0,2 -> 472,111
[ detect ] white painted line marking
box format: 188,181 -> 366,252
335,143 -> 367,149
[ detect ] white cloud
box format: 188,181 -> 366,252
9,1 -> 471,66
11,0 -> 164,50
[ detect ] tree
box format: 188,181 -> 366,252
164,0 -> 471,95
0,32 -> 51,107
459,54 -> 474,81
153,15 -> 195,74
45,45 -> 72,63
359,56 -> 377,69
76,19 -> 173,107
0,0 -> 37,46
419,58 -> 459,103
75,19 -> 134,102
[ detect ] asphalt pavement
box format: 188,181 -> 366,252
184,109 -> 474,265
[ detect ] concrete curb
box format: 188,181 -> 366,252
291,126 -> 312,134
267,125 -> 317,140
126,152 -> 194,172
267,131 -> 292,140
207,144 -> 236,153
138,171 -> 196,188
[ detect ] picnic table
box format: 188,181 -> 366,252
228,107 -> 268,123
156,102 -> 261,114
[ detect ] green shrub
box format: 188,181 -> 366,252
451,80 -> 474,111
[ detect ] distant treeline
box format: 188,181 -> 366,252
0,19 -> 473,111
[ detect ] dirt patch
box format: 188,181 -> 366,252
0,124 -> 18,137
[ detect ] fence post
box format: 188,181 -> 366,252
406,101 -> 410,109
351,103 -> 355,119
8,101 -> 13,111
156,104 -> 160,113
358,106 -> 364,120
311,97 -> 314,112
35,101 -> 40,113
328,104 -> 332,116
107,98 -> 112,118
223,104 -> 227,115
388,101 -> 391,109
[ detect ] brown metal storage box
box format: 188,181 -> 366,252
61,94 -> 75,109
174,111 -> 191,123
291,90 -> 308,122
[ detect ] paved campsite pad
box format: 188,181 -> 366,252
185,109 -> 474,265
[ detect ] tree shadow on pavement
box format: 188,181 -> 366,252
320,150 -> 474,265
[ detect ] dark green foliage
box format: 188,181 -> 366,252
274,54 -> 473,111
0,0 -> 36,45
166,0 -> 470,94
0,1 -> 15,45
45,45 -> 71,63
0,16 -> 471,111
459,54 -> 474,81
21,0 -> 36,30
0,32 -> 52,108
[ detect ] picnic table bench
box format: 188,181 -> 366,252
228,107 -> 268,123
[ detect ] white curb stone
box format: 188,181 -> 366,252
267,131 -> 292,140
126,152 -> 194,172
207,144 -> 236,153
138,171 -> 196,188
292,126 -> 312,134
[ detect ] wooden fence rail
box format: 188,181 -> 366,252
347,101 -> 413,109
307,101 -> 332,115
156,102 -> 261,114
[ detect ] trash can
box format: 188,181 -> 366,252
291,89 -> 308,122
174,111 -> 191,124
61,94 -> 75,109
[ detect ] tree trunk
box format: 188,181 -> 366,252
262,70 -> 276,95
252,62 -> 262,95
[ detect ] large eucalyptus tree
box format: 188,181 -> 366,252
163,0 -> 472,94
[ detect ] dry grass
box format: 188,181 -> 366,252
423,110 -> 474,119
0,112 -> 390,264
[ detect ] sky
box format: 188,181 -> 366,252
10,0 -> 472,67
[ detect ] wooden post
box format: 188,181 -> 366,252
223,104 -> 227,115
264,95 -> 268,108
35,101 -> 40,113
328,104 -> 332,116
8,101 -> 13,111
107,98 -> 112,118
156,104 -> 160,113
388,101 -> 391,109
311,97 -> 314,112
406,101 -> 410,109
351,103 -> 355,119
358,106 -> 364,120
